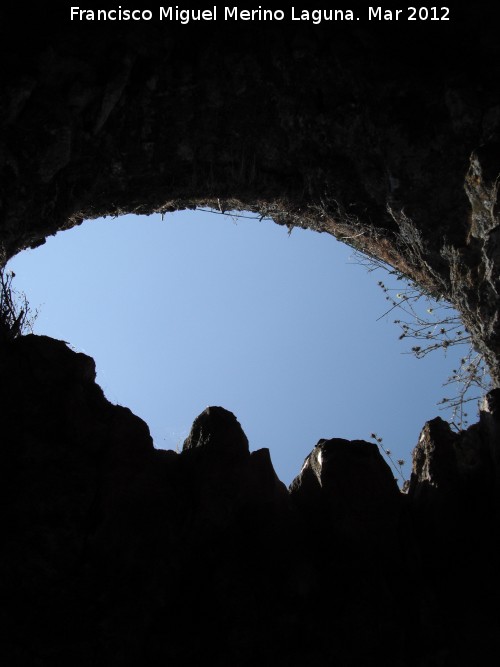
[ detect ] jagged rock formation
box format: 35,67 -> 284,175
1,334 -> 499,666
1,6 -> 500,666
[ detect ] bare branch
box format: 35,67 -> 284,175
351,248 -> 492,432
0,268 -> 38,342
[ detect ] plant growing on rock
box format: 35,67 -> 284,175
0,268 -> 38,342
370,432 -> 407,484
355,251 -> 491,431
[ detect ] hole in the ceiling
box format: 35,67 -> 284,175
6,209 -> 479,485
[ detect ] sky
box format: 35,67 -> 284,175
7,209 -> 473,486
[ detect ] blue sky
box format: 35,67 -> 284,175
7,210 -> 471,485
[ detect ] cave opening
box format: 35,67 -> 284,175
6,208 -> 481,485
2,11 -> 500,665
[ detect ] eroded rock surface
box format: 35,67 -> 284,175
1,335 -> 500,666
0,8 -> 499,382
2,7 -> 500,666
